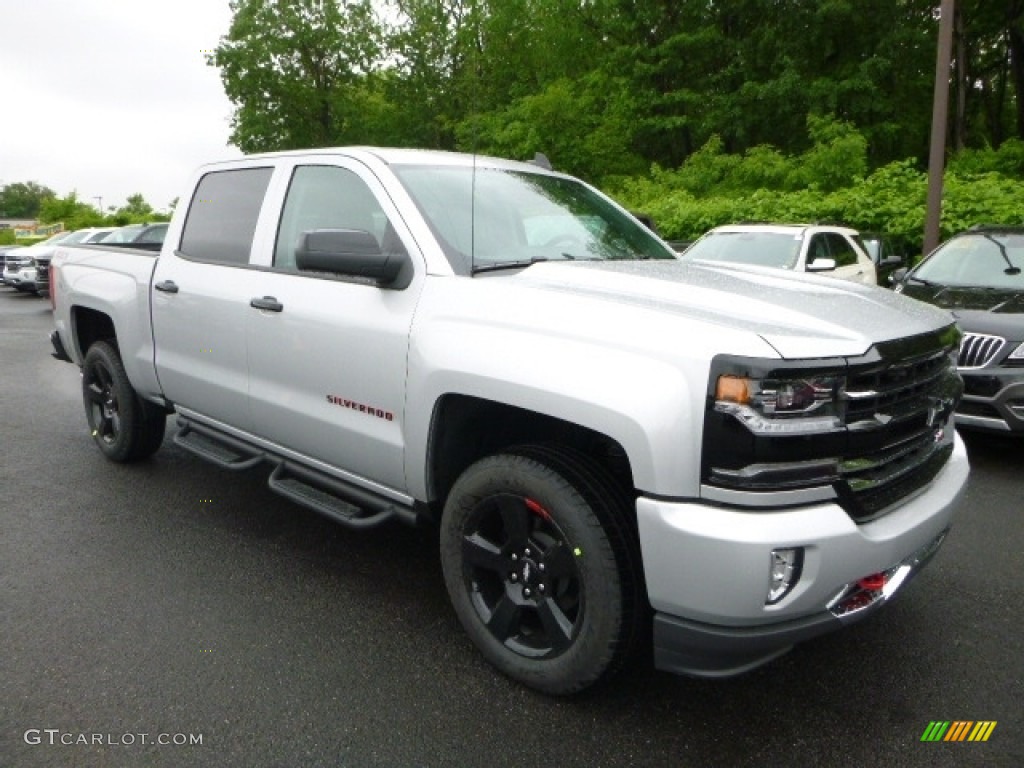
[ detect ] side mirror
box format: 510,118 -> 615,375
631,212 -> 658,233
295,229 -> 406,285
880,255 -> 904,267
888,267 -> 908,286
806,257 -> 836,273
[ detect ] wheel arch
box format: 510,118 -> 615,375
70,305 -> 117,359
423,394 -> 636,519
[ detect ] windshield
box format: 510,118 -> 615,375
683,231 -> 801,269
391,166 -> 676,274
913,232 -> 1024,289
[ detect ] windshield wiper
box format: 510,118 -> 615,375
981,234 -> 1022,275
471,257 -> 549,275
906,275 -> 936,286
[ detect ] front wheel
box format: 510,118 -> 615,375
82,341 -> 166,462
440,448 -> 642,695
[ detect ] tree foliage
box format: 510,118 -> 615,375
33,191 -> 169,231
212,0 -> 382,152
205,0 -> 1024,249
211,1 -> 1024,177
37,193 -> 107,230
0,182 -> 56,219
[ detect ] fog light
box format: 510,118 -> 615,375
767,547 -> 803,604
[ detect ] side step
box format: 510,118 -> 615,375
173,420 -> 264,470
172,417 -> 416,530
268,462 -> 412,529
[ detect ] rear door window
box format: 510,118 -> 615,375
179,168 -> 272,265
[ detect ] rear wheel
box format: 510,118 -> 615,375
440,447 -> 642,694
82,341 -> 166,462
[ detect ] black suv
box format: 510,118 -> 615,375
894,226 -> 1024,434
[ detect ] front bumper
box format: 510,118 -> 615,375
638,432 -> 969,677
956,369 -> 1024,433
4,266 -> 38,291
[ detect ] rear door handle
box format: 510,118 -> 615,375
154,280 -> 179,293
250,296 -> 284,312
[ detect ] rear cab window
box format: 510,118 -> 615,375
179,167 -> 273,265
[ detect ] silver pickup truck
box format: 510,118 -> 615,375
50,148 -> 968,694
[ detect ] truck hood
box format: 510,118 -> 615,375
516,260 -> 955,359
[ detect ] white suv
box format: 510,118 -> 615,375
683,223 -> 878,285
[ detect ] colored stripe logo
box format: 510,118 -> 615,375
921,721 -> 997,742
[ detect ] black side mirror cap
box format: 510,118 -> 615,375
295,229 -> 406,285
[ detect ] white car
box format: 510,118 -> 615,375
2,231 -> 75,290
683,223 -> 878,284
4,228 -> 114,293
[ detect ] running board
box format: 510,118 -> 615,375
268,462 -> 413,529
173,421 -> 264,470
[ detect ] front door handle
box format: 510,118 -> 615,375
250,296 -> 284,312
154,280 -> 179,293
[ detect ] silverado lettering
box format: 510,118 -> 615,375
326,394 -> 394,421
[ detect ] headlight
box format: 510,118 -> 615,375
714,373 -> 844,435
1009,342 -> 1024,360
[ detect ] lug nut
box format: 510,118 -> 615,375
523,588 -> 532,597
538,584 -> 545,593
538,563 -> 545,572
510,573 -> 518,582
511,553 -> 518,561
524,548 -> 531,556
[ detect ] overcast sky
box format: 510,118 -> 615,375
1,0 -> 242,214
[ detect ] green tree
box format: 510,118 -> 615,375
108,193 -> 162,225
212,0 -> 384,151
0,181 -> 56,219
37,193 -> 105,230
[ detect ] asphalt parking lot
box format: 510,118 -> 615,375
1,287 -> 1021,768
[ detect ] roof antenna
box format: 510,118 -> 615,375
469,0 -> 480,276
529,152 -> 552,171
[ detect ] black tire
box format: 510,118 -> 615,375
440,447 -> 643,695
82,341 -> 166,463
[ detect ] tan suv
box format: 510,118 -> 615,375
683,223 -> 878,285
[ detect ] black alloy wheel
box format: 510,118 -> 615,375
460,492 -> 583,658
81,341 -> 166,462
84,353 -> 122,447
440,448 -> 643,695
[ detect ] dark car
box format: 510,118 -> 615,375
894,226 -> 1024,434
98,223 -> 168,250
861,232 -> 908,288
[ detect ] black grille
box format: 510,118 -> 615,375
835,332 -> 961,522
838,435 -> 952,522
959,333 -> 1004,369
844,348 -> 951,428
957,401 -> 1001,419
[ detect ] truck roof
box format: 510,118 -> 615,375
196,146 -> 555,175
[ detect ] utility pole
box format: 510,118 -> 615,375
94,196 -> 103,212
923,0 -> 955,258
